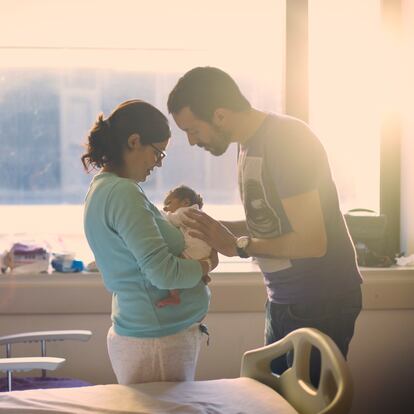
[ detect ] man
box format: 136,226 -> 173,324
167,66 -> 362,384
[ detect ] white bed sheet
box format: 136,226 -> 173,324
0,377 -> 299,414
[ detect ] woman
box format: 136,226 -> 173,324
81,99 -> 217,384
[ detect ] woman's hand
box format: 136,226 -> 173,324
209,249 -> 219,271
201,250 -> 218,285
198,249 -> 219,276
202,274 -> 211,285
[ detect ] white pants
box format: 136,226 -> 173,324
107,324 -> 203,384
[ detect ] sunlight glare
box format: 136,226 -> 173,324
309,0 -> 381,212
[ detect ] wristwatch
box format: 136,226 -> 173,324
236,236 -> 251,258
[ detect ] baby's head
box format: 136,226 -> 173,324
163,185 -> 203,213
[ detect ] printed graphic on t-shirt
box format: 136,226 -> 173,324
239,155 -> 292,273
240,156 -> 281,238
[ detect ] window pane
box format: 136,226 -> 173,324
308,0 -> 381,213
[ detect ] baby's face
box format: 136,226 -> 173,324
163,195 -> 188,213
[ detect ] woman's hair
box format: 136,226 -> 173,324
168,185 -> 204,209
167,66 -> 251,122
81,99 -> 171,171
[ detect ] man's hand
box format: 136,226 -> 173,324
184,209 -> 238,257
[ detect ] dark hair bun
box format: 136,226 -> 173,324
81,100 -> 170,172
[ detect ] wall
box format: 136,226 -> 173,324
1,266 -> 414,413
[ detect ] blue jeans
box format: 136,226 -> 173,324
265,287 -> 362,386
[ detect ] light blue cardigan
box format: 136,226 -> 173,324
84,172 -> 210,338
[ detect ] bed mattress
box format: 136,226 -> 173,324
1,377 -> 299,414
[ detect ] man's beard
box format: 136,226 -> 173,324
206,128 -> 231,156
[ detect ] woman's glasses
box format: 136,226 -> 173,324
150,144 -> 166,164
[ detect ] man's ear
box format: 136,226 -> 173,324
212,108 -> 227,126
182,198 -> 192,207
127,133 -> 141,150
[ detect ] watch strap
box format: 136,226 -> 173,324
236,245 -> 250,258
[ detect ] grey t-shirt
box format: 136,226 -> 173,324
238,113 -> 362,304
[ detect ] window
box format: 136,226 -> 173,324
0,0 -> 406,262
0,0 -> 285,261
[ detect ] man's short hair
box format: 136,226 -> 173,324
167,66 -> 251,122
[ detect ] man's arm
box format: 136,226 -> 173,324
184,190 -> 327,259
219,220 -> 247,237
245,190 -> 327,259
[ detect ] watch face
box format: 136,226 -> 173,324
237,237 -> 249,249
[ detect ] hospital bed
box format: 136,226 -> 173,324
0,328 -> 352,414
